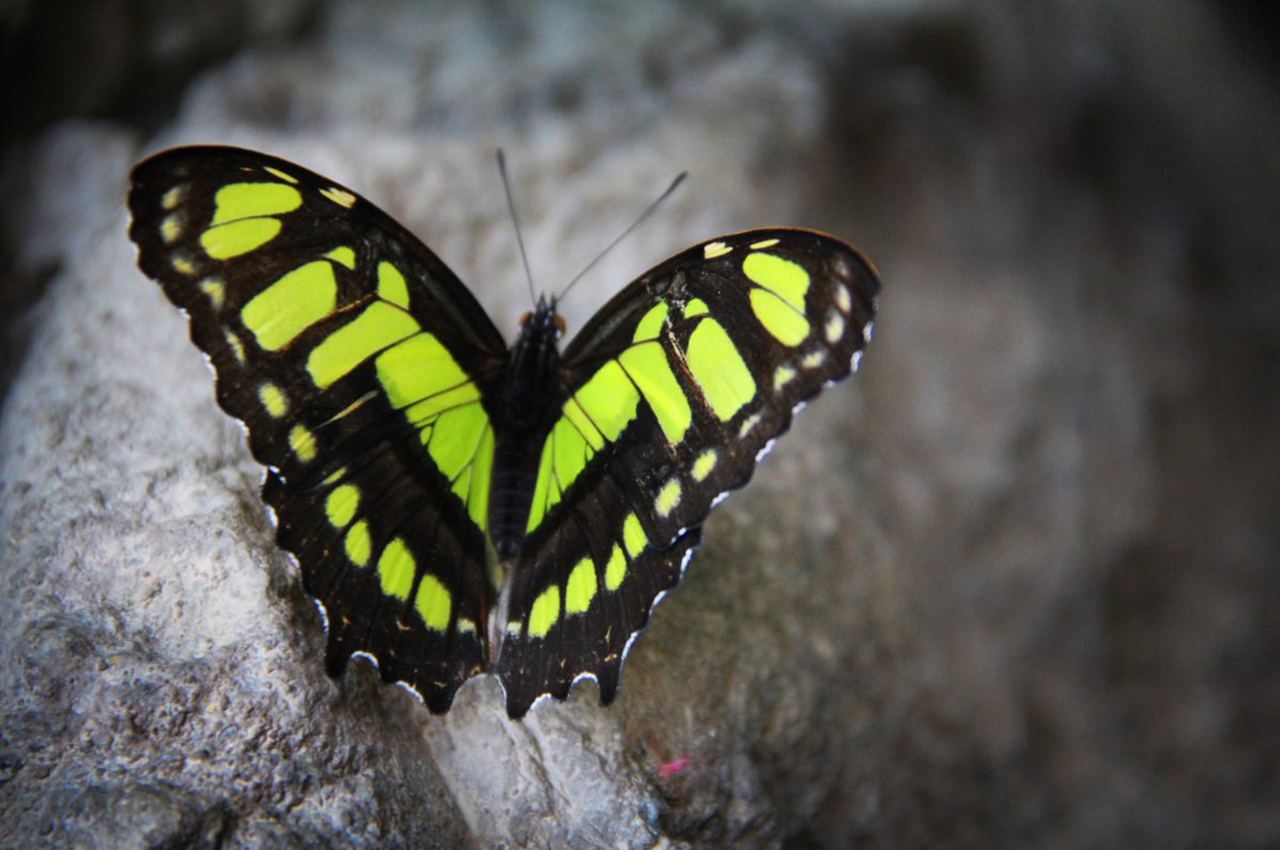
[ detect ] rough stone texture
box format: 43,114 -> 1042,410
2,1 -> 1278,848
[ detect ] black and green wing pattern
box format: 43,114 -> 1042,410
497,230 -> 877,715
127,145 -> 880,718
129,147 -> 508,712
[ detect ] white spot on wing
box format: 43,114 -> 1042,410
755,437 -> 778,462
264,166 -> 299,184
162,184 -> 188,210
171,254 -> 196,275
321,186 -> 357,208
161,213 -> 183,244
738,411 -> 763,439
801,349 -> 826,369
830,255 -> 851,281
825,310 -> 845,343
834,284 -> 851,313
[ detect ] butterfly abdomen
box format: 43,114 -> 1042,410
488,300 -> 567,559
489,430 -> 551,559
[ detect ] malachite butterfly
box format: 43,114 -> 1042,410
127,146 -> 879,717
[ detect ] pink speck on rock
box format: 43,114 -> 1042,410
659,757 -> 691,780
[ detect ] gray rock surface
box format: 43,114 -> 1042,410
2,1 -> 1278,848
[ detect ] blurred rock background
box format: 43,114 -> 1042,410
1,1 -> 1278,848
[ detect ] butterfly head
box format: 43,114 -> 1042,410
519,294 -> 566,340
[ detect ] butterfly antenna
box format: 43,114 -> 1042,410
557,171 -> 687,302
497,149 -> 538,305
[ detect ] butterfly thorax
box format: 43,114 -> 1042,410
488,297 -> 567,561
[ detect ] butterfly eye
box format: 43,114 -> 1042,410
553,315 -> 566,337
519,311 -> 531,327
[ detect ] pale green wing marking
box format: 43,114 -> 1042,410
743,251 -> 812,346
197,171 -> 499,535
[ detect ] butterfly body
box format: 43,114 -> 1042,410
128,146 -> 879,717
489,296 -> 567,559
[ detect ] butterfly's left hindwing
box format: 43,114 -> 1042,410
497,229 -> 879,717
128,146 -> 508,712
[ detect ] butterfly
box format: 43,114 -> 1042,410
127,145 -> 879,718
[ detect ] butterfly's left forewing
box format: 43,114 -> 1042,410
497,229 -> 879,717
129,146 -> 509,712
